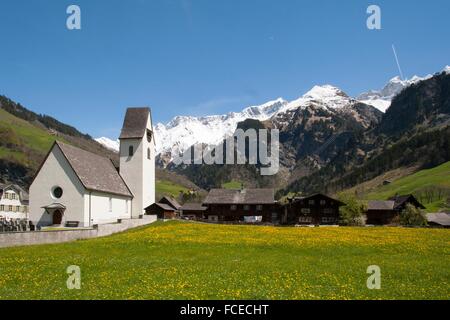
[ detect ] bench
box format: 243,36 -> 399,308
65,221 -> 80,228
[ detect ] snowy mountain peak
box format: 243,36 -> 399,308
304,85 -> 348,100
444,65 -> 450,74
276,84 -> 352,115
153,98 -> 288,155
357,72 -> 435,113
95,137 -> 119,152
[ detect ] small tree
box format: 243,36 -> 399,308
338,193 -> 367,226
400,203 -> 428,227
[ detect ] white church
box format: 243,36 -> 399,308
29,107 -> 155,227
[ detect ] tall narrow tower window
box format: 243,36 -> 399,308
147,147 -> 151,160
128,145 -> 134,157
147,129 -> 153,143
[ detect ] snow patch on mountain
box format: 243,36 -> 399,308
95,137 -> 119,152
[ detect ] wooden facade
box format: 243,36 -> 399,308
145,203 -> 177,219
180,203 -> 207,220
366,194 -> 425,225
204,203 -> 279,223
203,189 -> 278,223
283,194 -> 344,225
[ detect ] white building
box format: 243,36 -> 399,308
29,107 -> 155,227
0,184 -> 29,219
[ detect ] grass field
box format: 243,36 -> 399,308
364,161 -> 450,212
0,108 -> 57,158
222,180 -> 243,189
155,179 -> 189,198
0,221 -> 448,300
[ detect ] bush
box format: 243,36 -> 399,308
338,193 -> 367,226
400,203 -> 428,227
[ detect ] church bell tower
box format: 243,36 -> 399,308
119,107 -> 155,217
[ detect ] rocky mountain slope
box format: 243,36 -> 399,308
97,67 -> 449,165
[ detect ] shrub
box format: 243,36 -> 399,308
400,203 -> 428,227
338,193 -> 367,226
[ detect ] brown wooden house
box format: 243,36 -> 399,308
202,189 -> 278,223
159,196 -> 182,211
145,202 -> 177,219
366,194 -> 425,225
180,203 -> 207,220
283,194 -> 345,225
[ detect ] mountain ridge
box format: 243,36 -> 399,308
96,66 -> 449,160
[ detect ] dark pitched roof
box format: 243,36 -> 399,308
203,189 -> 275,205
119,107 -> 151,139
427,213 -> 450,226
146,202 -> 175,211
180,203 -> 207,211
388,194 -> 426,209
367,200 -> 395,211
160,196 -> 182,210
56,141 -> 132,197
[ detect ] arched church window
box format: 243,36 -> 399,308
129,145 -> 134,157
147,129 -> 153,143
147,147 -> 151,160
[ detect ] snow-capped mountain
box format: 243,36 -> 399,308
95,137 -> 119,152
357,74 -> 433,112
272,85 -> 355,120
95,66 -> 449,160
154,98 -> 288,156
444,65 -> 450,74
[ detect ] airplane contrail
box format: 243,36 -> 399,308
392,44 -> 405,80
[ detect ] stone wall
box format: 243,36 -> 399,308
0,215 -> 157,248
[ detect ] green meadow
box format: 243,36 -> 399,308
155,179 -> 189,198
0,221 -> 448,300
364,161 -> 450,212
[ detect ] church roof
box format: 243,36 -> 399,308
119,107 -> 151,139
55,141 -> 133,198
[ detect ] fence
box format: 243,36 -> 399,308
0,215 -> 157,248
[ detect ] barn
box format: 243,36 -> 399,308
366,194 -> 425,225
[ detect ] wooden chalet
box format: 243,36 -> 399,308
145,196 -> 182,219
366,194 -> 425,225
282,194 -> 345,225
180,203 -> 207,220
202,189 -> 278,223
159,196 -> 182,211
145,202 -> 177,219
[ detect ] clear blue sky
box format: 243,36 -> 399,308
0,0 -> 449,139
